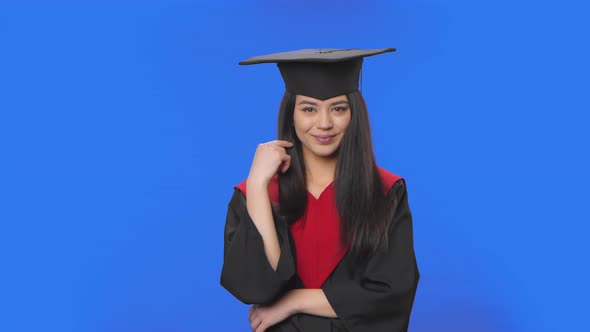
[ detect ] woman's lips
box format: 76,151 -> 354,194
313,135 -> 336,144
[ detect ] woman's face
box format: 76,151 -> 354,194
293,94 -> 351,159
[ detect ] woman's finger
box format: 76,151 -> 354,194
269,140 -> 294,148
265,145 -> 291,171
255,323 -> 267,332
250,316 -> 262,331
249,305 -> 257,321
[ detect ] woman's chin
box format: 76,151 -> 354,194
309,146 -> 339,158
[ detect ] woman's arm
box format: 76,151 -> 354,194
248,289 -> 337,332
243,139 -> 293,270
246,180 -> 281,270
220,140 -> 296,305
288,289 -> 337,318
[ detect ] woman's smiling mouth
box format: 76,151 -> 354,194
312,134 -> 336,144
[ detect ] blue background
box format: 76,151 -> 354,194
1,1 -> 589,331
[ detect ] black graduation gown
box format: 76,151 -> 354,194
220,179 -> 420,332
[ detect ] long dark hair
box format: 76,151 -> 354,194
277,90 -> 395,266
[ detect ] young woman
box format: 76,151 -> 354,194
221,49 -> 420,332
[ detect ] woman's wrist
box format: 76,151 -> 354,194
247,176 -> 270,191
284,289 -> 304,315
282,289 -> 337,318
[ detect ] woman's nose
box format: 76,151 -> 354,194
317,110 -> 333,129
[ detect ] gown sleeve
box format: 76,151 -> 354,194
321,179 -> 420,332
220,188 -> 296,305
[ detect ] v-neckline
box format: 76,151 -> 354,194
307,181 -> 335,201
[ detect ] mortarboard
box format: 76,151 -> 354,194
239,48 -> 396,100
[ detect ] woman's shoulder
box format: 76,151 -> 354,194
376,165 -> 405,191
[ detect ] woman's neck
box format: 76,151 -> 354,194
303,150 -> 337,186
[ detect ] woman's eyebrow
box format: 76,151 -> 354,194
298,100 -> 318,106
297,100 -> 349,106
330,100 -> 349,106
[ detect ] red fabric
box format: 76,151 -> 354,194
235,166 -> 401,288
288,180 -> 345,288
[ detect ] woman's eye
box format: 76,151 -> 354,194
303,107 -> 315,112
333,106 -> 348,112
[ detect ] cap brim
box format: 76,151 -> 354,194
239,48 -> 396,65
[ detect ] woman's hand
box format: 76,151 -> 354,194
247,140 -> 294,187
248,291 -> 299,332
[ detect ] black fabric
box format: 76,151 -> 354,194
220,190 -> 295,304
220,179 -> 419,332
277,59 -> 362,101
238,48 -> 396,100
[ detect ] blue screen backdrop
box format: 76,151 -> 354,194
1,1 -> 588,331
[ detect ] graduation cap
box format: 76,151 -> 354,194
239,48 -> 396,100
